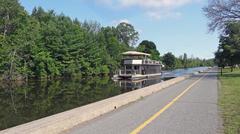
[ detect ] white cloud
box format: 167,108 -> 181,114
119,19 -> 131,24
95,0 -> 200,20
111,19 -> 142,33
111,19 -> 131,26
96,0 -> 197,9
120,0 -> 193,8
146,10 -> 182,20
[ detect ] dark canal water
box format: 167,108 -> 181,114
0,67 -> 208,130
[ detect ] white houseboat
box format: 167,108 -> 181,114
114,51 -> 164,80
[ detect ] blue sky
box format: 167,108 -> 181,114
19,0 -> 219,59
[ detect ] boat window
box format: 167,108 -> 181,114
134,66 -> 139,70
126,65 -> 132,69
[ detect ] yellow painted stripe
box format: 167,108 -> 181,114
130,74 -> 207,134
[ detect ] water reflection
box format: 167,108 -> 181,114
117,76 -> 165,92
0,76 -> 169,130
0,77 -> 122,130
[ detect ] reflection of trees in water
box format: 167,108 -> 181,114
0,77 -> 121,130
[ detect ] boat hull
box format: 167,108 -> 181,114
117,73 -> 162,80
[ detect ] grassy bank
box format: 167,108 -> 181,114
219,68 -> 240,134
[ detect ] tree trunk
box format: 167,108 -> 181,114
24,60 -> 28,82
3,14 -> 9,36
221,67 -> 223,76
9,49 -> 16,80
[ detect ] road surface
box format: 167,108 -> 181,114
66,69 -> 222,134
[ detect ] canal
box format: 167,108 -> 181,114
0,67 -> 208,130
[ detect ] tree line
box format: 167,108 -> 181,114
0,0 -> 212,81
203,0 -> 240,72
161,52 -> 213,70
135,40 -> 213,70
0,0 -> 138,80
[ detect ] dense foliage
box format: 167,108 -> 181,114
137,41 -> 212,70
0,0 -> 134,80
116,22 -> 139,47
162,52 -> 176,69
215,22 -> 240,71
137,40 -> 160,61
162,52 -> 213,70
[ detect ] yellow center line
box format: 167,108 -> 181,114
130,73 -> 207,134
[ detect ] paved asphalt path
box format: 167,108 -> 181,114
66,69 -> 222,134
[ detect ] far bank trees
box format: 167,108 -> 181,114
162,52 -> 176,69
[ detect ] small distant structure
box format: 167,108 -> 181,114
114,51 -> 164,80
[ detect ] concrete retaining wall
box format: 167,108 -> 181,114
1,75 -> 189,134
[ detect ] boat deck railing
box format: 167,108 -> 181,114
142,59 -> 160,65
119,70 -> 141,75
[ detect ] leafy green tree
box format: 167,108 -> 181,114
175,57 -> 183,68
0,1 -> 134,79
162,52 -> 176,69
216,22 -> 240,71
137,40 -> 160,60
183,53 -> 188,68
11,17 -> 42,79
98,26 -> 130,72
116,22 -> 139,47
0,0 -> 31,80
81,20 -> 101,34
0,0 -> 27,36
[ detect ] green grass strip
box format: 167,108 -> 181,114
219,68 -> 240,134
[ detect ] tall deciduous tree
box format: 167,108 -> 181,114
137,40 -> 160,60
162,52 -> 176,69
0,0 -> 27,36
203,0 -> 240,31
183,53 -> 188,68
0,0 -> 31,80
215,22 -> 240,71
116,22 -> 139,47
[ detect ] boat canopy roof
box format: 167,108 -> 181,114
122,51 -> 150,56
